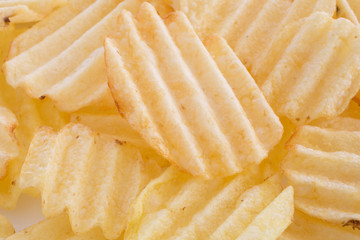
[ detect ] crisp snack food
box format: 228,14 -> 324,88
3,0 -> 145,112
282,124 -> 360,226
6,214 -> 109,240
105,3 -> 283,178
279,210 -> 360,240
172,0 -> 335,70
125,166 -> 293,240
0,0 -> 66,27
19,123 -> 165,239
335,0 -> 359,24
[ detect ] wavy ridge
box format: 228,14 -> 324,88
105,3 -> 282,178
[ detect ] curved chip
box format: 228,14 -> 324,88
105,2 -> 283,178
19,123 -> 165,239
279,210 -> 360,240
172,0 -> 335,71
125,166 -> 293,240
335,0 -> 359,24
0,0 -> 66,27
282,125 -> 360,226
3,0 -> 145,112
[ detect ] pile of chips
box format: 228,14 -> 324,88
0,0 -> 360,239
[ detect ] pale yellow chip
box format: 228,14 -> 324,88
105,2 -> 283,178
0,0 -> 66,27
19,123 -> 165,239
0,214 -> 14,238
0,22 -> 68,209
172,0 -> 335,70
3,0 -> 150,112
125,166 -> 293,240
282,125 -> 360,226
6,214 -> 111,240
279,210 -> 360,240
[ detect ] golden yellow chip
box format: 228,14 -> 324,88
282,125 -> 360,226
125,166 -> 293,240
19,123 -> 165,239
172,0 -> 335,70
279,210 -> 360,240
0,214 -> 14,238
6,214 -> 110,240
0,0 -> 66,27
105,3 -> 283,178
3,0 -> 150,112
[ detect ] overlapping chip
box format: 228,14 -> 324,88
0,0 -> 66,27
172,0 -> 335,70
3,0 -> 150,112
335,0 -> 359,24
279,210 -> 360,240
125,166 -> 293,240
19,123 -> 165,239
105,2 -> 283,178
6,214 -> 110,240
282,124 -> 360,227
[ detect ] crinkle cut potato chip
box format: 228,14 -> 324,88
0,107 -> 18,179
282,125 -> 360,227
0,0 -> 66,27
0,214 -> 14,238
6,214 -> 110,240
19,123 -> 165,239
3,0 -> 151,112
256,12 -> 360,125
125,166 -> 293,240
105,2 -> 283,178
279,210 -> 360,240
172,0 -> 336,70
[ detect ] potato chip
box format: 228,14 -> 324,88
19,123 -> 165,239
125,166 -> 293,240
0,214 -> 14,238
282,125 -> 360,226
105,3 -> 283,178
346,0 -> 360,21
256,12 -> 360,124
279,210 -> 360,240
0,0 -> 66,27
6,214 -> 110,240
3,0 -> 148,112
172,0 -> 335,70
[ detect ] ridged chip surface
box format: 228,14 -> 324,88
3,0 -> 144,112
125,166 -> 293,240
172,0 -> 335,71
105,3 -> 283,178
256,12 -> 360,124
19,123 -> 165,239
282,124 -> 360,226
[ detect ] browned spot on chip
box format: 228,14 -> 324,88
115,139 -> 127,145
343,219 -> 360,230
3,16 -> 10,25
39,95 -> 46,100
